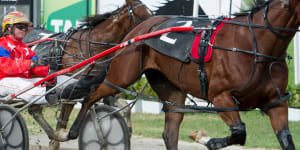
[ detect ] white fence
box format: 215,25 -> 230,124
289,108 -> 300,121
129,100 -> 163,114
128,98 -> 209,114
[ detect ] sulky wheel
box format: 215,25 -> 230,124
0,104 -> 29,150
78,104 -> 130,150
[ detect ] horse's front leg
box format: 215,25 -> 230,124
67,83 -> 118,139
67,100 -> 91,139
265,100 -> 295,150
205,91 -> 246,150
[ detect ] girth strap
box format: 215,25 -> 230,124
103,79 -> 138,97
198,30 -> 211,98
161,100 -> 240,113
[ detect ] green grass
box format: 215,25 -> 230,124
21,106 -> 79,135
131,111 -> 300,149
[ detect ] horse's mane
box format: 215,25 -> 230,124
233,0 -> 273,16
82,5 -> 126,27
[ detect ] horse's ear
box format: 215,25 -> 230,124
280,0 -> 290,8
125,0 -> 134,6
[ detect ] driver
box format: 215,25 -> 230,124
0,11 -> 57,104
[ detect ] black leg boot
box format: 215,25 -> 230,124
228,122 -> 246,145
276,130 -> 295,150
205,123 -> 246,150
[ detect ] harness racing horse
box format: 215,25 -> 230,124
25,0 -> 152,149
60,0 -> 298,149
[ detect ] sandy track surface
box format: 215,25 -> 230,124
29,134 -> 278,150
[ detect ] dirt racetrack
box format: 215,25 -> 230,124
29,134 -> 279,150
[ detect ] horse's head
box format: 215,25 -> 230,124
283,0 -> 300,22
61,0 -> 153,71
123,0 -> 152,25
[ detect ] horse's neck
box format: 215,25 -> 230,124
91,18 -> 129,44
252,1 -> 299,57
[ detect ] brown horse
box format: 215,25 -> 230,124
61,0 -> 299,149
26,0 -> 152,149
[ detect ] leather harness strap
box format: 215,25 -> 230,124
104,79 -> 138,97
161,99 -> 240,113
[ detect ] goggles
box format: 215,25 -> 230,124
14,23 -> 29,31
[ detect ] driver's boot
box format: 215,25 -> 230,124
45,80 -> 60,105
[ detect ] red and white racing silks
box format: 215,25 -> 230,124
0,35 -> 49,104
0,35 -> 49,80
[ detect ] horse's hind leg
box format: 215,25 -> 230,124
206,92 -> 246,150
163,104 -> 185,150
145,70 -> 185,150
28,105 -> 67,150
28,104 -> 73,146
265,100 -> 295,150
28,105 -> 57,139
49,103 -> 75,150
28,105 -> 60,150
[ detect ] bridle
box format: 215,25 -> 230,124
211,0 -> 298,63
127,3 -> 150,25
70,1 -> 150,48
224,0 -> 298,112
211,1 -> 300,38
263,0 -> 298,39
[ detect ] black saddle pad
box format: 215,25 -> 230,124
144,16 -> 211,62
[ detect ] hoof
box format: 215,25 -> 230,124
55,129 -> 69,142
189,130 -> 211,145
205,137 -> 228,150
49,140 -> 60,150
68,130 -> 79,139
